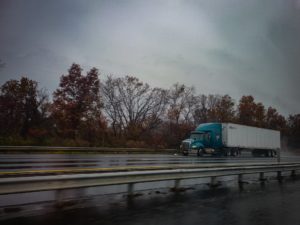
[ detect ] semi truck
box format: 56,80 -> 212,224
180,123 -> 280,157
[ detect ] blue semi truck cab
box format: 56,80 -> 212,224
180,123 -> 224,156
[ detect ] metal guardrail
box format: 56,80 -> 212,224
0,163 -> 299,195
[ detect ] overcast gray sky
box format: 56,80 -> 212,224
0,0 -> 300,115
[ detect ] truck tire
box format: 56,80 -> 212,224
183,152 -> 188,156
224,149 -> 230,157
264,150 -> 269,157
197,148 -> 203,157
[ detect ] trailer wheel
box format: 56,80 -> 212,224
264,151 -> 269,157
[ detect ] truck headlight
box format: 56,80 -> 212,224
191,145 -> 197,149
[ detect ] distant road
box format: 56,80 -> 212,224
0,146 -> 176,154
1,152 -> 300,177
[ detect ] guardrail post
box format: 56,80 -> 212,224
55,189 -> 65,204
259,172 -> 265,181
174,179 -> 181,190
210,176 -> 218,187
238,174 -> 243,183
128,183 -> 134,196
238,174 -> 244,190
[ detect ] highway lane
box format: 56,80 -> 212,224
1,152 -> 300,176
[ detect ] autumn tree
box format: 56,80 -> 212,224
265,107 -> 286,131
216,95 -> 236,122
0,77 -> 48,138
207,95 -> 235,122
102,75 -> 168,143
237,95 -> 258,126
52,63 -> 104,141
287,114 -> 300,147
253,102 -> 266,127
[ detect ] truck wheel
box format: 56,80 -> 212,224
197,148 -> 203,157
183,152 -> 188,156
225,149 -> 230,157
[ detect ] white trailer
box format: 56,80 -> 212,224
222,123 -> 280,157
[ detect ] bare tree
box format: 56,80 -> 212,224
193,94 -> 208,124
163,83 -> 197,147
206,94 -> 221,122
102,75 -> 168,139
167,83 -> 196,125
193,94 -> 235,124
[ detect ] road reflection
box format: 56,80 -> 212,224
1,177 -> 300,225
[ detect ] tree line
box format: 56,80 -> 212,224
0,63 -> 299,149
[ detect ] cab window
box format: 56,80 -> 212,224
190,133 -> 205,141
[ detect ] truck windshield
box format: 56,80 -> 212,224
190,133 -> 205,141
